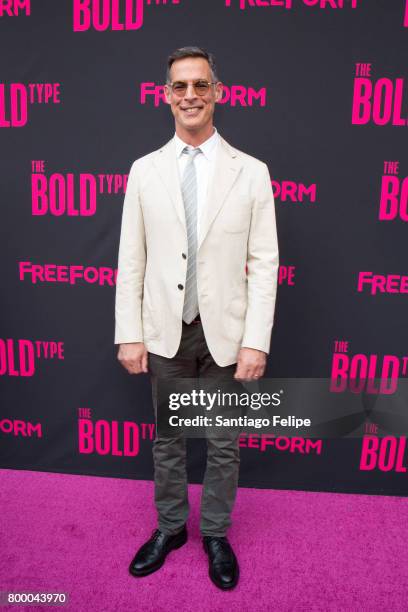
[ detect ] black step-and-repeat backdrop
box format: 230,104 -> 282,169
1,1 -> 407,496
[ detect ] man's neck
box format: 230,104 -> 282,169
175,124 -> 215,148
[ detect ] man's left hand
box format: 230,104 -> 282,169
234,347 -> 267,381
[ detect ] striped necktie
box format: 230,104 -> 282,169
181,145 -> 202,324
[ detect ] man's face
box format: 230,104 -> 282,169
164,57 -> 223,133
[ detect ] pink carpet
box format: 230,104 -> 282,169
0,468 -> 407,611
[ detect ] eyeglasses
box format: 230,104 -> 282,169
167,79 -> 218,97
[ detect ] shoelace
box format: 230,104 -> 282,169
207,537 -> 231,556
149,529 -> 163,543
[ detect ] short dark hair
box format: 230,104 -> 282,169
166,46 -> 219,84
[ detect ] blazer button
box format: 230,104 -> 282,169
182,253 -> 187,259
178,284 -> 184,290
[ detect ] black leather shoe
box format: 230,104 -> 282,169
203,536 -> 239,590
129,526 -> 187,577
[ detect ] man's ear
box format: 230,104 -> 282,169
215,82 -> 224,103
163,84 -> 171,104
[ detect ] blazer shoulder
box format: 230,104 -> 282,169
128,137 -> 172,174
222,138 -> 269,171
128,147 -> 160,172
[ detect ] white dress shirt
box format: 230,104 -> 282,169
174,126 -> 220,237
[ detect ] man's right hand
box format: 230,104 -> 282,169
117,342 -> 148,374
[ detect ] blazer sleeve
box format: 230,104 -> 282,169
241,161 -> 279,354
114,161 -> 146,345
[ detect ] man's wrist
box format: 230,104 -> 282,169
240,346 -> 267,355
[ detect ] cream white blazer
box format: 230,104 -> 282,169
114,134 -> 279,367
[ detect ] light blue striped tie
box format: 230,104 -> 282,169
181,146 -> 202,324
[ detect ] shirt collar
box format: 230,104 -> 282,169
174,126 -> 219,161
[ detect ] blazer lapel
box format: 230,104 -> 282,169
151,134 -> 243,250
198,135 -> 242,251
152,137 -> 186,230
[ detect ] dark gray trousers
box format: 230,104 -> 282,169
148,319 -> 241,537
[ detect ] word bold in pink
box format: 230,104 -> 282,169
352,77 -> 408,126
78,418 -> 140,456
0,84 -> 27,127
330,353 -> 401,393
360,436 -> 407,472
0,339 -> 35,376
379,175 -> 408,221
32,173 -> 96,216
73,0 -> 144,31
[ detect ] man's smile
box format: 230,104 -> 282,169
180,106 -> 204,115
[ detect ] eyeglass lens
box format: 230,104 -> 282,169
172,80 -> 211,95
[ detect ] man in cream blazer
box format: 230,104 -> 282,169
115,46 -> 279,590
